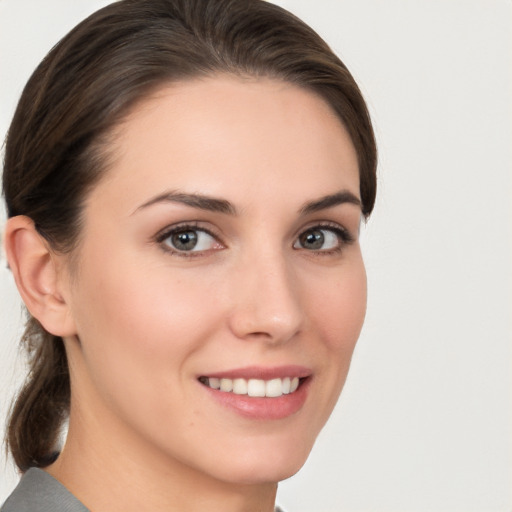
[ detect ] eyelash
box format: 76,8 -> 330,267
296,222 -> 355,256
155,222 -> 222,258
154,221 -> 355,258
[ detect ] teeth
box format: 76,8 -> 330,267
209,377 -> 221,390
202,376 -> 302,398
220,378 -> 233,392
265,378 -> 283,398
248,379 -> 266,397
233,378 -> 248,395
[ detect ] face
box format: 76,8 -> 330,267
61,76 -> 366,485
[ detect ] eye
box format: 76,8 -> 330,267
293,225 -> 353,252
158,225 -> 222,254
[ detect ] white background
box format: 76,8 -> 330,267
1,1 -> 510,510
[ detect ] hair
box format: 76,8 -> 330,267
2,0 -> 377,472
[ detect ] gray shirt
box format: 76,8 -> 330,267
1,468 -> 286,511
1,468 -> 89,512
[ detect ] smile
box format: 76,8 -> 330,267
199,376 -> 300,398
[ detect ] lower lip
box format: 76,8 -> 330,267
201,378 -> 310,420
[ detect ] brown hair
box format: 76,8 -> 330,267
3,0 -> 377,471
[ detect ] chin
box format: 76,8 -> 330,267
201,434 -> 316,486
215,460 -> 307,486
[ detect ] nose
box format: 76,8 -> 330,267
227,250 -> 303,344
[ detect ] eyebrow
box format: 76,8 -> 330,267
133,191 -> 236,215
299,190 -> 361,215
133,189 -> 361,216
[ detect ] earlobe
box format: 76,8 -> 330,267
4,216 -> 77,337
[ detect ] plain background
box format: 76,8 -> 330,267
0,1 -> 510,510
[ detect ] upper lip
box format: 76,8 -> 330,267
199,365 -> 312,380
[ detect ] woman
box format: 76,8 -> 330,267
1,0 -> 376,511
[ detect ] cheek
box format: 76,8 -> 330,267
76,244 -> 217,339
308,259 -> 367,353
69,252 -> 222,395
67,256 -> 227,446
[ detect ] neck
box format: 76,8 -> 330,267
47,400 -> 277,512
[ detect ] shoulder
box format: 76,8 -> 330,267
1,468 -> 89,512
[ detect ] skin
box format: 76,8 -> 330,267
7,76 -> 366,512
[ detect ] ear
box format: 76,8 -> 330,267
4,216 -> 77,337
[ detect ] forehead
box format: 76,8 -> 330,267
92,75 -> 360,211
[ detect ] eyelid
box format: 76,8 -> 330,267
293,221 -> 355,252
152,220 -> 355,257
154,221 -> 225,256
297,220 -> 355,240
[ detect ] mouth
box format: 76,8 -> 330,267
198,376 -> 304,398
197,366 -> 312,419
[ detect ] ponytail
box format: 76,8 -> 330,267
7,317 -> 70,471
